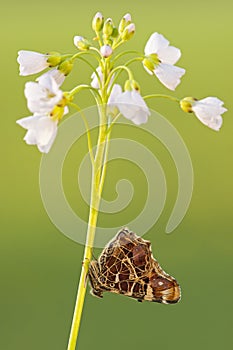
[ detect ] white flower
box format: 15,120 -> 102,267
25,75 -> 63,114
144,32 -> 185,90
17,50 -> 49,76
192,97 -> 227,131
108,84 -> 150,125
16,114 -> 58,153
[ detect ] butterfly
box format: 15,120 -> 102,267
89,228 -> 181,304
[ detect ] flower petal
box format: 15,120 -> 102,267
194,112 -> 223,131
17,114 -> 58,153
116,91 -> 135,118
144,32 -> 169,56
16,115 -> 41,129
108,84 -> 122,105
131,110 -> 149,125
24,82 -> 45,100
157,46 -> 181,65
115,90 -> 150,125
23,129 -> 38,145
25,76 -> 63,114
37,69 -> 65,87
91,67 -> 103,89
154,63 -> 185,90
35,117 -> 57,146
196,97 -> 226,108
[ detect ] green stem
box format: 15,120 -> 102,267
69,85 -> 101,102
67,104 -> 108,350
109,65 -> 133,81
143,94 -> 180,103
113,50 -> 141,64
67,101 -> 95,166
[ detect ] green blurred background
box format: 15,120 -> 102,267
1,0 -> 233,349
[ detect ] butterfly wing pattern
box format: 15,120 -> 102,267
89,228 -> 181,304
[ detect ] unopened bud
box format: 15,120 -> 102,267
103,18 -> 114,37
92,12 -> 104,32
58,60 -> 73,76
124,79 -> 140,92
121,23 -> 135,41
119,13 -> 132,33
124,79 -> 131,91
100,45 -> 113,58
73,36 -> 90,50
131,79 -> 140,92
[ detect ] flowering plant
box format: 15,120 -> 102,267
16,12 -> 227,350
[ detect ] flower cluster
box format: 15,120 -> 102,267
17,12 -> 227,153
16,56 -> 69,152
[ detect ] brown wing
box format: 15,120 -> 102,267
89,228 -> 181,304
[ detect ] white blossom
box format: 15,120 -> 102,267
192,97 -> 227,131
17,50 -> 49,76
25,75 -> 63,114
16,114 -> 58,153
108,84 -> 150,125
144,32 -> 185,90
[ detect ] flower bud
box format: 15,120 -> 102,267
100,45 -> 113,58
119,13 -> 132,33
58,60 -> 73,76
103,18 -> 114,37
123,13 -> 132,23
124,79 -> 131,91
121,23 -> 135,41
131,79 -> 140,92
180,97 -> 197,113
92,12 -> 104,32
46,52 -> 62,67
73,36 -> 90,50
124,79 -> 140,92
